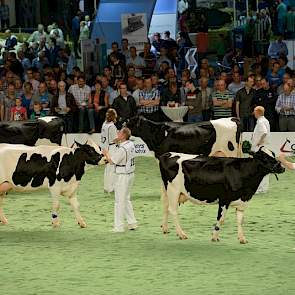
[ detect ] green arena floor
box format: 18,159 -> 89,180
1,157 -> 295,295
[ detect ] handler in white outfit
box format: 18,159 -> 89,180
252,106 -> 271,193
103,127 -> 137,232
100,109 -> 118,193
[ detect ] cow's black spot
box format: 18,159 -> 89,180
231,117 -> 241,144
159,153 -> 180,189
228,141 -> 234,151
12,152 -> 60,187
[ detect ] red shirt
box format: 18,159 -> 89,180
11,106 -> 27,121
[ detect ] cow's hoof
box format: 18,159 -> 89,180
0,216 -> 8,225
52,219 -> 61,228
239,237 -> 248,244
78,220 -> 87,228
211,237 -> 220,242
161,224 -> 169,234
177,233 -> 188,240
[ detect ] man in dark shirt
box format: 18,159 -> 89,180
236,76 -> 256,131
112,82 -> 137,128
253,78 -> 278,131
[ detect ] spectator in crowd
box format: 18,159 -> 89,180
126,65 -> 137,92
88,81 -> 109,132
178,0 -> 189,15
132,77 -> 144,106
71,11 -> 81,58
112,82 -> 137,128
34,82 -> 53,115
21,81 -> 34,117
109,53 -> 126,82
161,81 -> 181,106
1,83 -> 16,121
28,24 -> 47,44
49,79 -> 58,96
50,81 -> 77,133
126,46 -> 146,78
154,47 -> 171,72
14,78 -> 23,98
185,79 -> 203,122
228,72 -> 245,96
10,97 -> 27,121
32,51 -> 49,72
0,0 -> 9,30
277,72 -> 291,95
107,42 -> 125,66
253,78 -> 278,131
162,31 -> 178,49
212,79 -> 234,119
68,74 -> 91,133
30,101 -> 46,119
177,31 -> 193,72
275,82 -> 295,131
285,6 -> 295,39
45,38 -> 59,67
198,77 -> 213,121
266,61 -> 283,90
17,50 -> 31,74
268,35 -> 288,59
79,21 -> 89,44
101,76 -> 114,104
235,76 -> 256,131
3,29 -> 17,50
152,33 -> 164,53
139,77 -> 160,121
121,38 -> 130,60
277,0 -> 287,35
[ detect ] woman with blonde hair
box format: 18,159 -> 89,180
101,108 -> 118,193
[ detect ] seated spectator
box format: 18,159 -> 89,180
107,41 -> 125,65
162,31 -> 178,50
32,51 -> 49,72
45,38 -> 60,67
17,50 -> 31,75
50,81 -> 77,133
21,82 -> 34,117
212,80 -> 234,119
7,52 -> 23,78
112,82 -> 137,128
49,79 -> 58,96
34,82 -> 53,115
27,24 -> 48,44
0,83 -> 16,121
121,38 -> 130,60
277,73 -> 291,95
268,35 -> 288,59
30,101 -> 46,119
3,30 -> 17,50
198,77 -> 213,121
101,76 -> 114,104
109,53 -> 126,82
152,33 -> 164,53
154,47 -> 171,72
14,78 -> 23,98
11,98 -> 27,121
266,61 -> 283,90
126,65 -> 137,92
126,46 -> 146,77
139,42 -> 156,77
132,77 -> 144,106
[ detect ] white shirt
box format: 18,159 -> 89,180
252,116 -> 270,151
178,0 -> 188,14
101,121 -> 117,151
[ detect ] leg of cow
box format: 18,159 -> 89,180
161,184 -> 169,234
167,187 -> 187,239
0,193 -> 8,224
51,194 -> 61,228
212,205 -> 228,242
69,194 -> 86,228
236,209 -> 247,244
0,182 -> 12,224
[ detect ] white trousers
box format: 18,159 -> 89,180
104,163 -> 115,193
256,175 -> 269,193
114,173 -> 137,231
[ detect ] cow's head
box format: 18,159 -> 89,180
251,147 -> 285,174
126,115 -> 144,137
74,141 -> 104,165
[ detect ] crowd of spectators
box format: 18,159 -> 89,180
0,5 -> 294,133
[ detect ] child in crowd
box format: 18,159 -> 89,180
30,102 -> 46,119
10,98 -> 27,121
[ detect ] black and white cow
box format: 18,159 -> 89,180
127,115 -> 242,158
0,140 -> 103,228
159,148 -> 285,243
0,116 -> 64,146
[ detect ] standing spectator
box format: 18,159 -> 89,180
121,38 -> 130,60
79,21 -> 89,44
45,38 -> 59,67
161,81 -> 181,106
152,33 -> 164,53
126,47 -> 146,78
132,77 -> 144,106
212,80 -> 234,119
34,82 -> 53,115
0,83 -> 16,121
138,77 -> 160,121
88,81 -> 109,132
14,78 -> 23,98
112,82 -> 137,128
68,74 -> 91,132
0,0 -> 9,30
198,77 -> 213,121
285,6 -> 295,39
21,82 -> 34,117
228,72 -> 245,95
277,0 -> 287,35
268,35 -> 288,59
102,127 -> 138,233
162,31 -> 178,50
236,76 -> 256,131
109,53 -> 126,82
126,65 -> 137,92
107,42 -> 125,65
185,79 -> 203,122
139,42 -> 157,77
50,81 -> 77,133
10,98 -> 27,121
253,78 -> 278,131
3,29 -> 17,50
71,11 -> 81,58
154,47 -> 171,72
100,108 -> 118,193
275,82 -> 295,131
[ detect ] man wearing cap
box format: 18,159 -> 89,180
152,33 -> 164,53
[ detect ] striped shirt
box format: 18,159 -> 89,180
139,88 -> 160,113
275,92 -> 295,116
0,4 -> 9,20
68,84 -> 91,108
212,90 -> 233,118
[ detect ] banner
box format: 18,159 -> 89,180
121,13 -> 147,50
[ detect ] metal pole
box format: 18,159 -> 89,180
256,0 -> 259,12
94,0 -> 97,11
